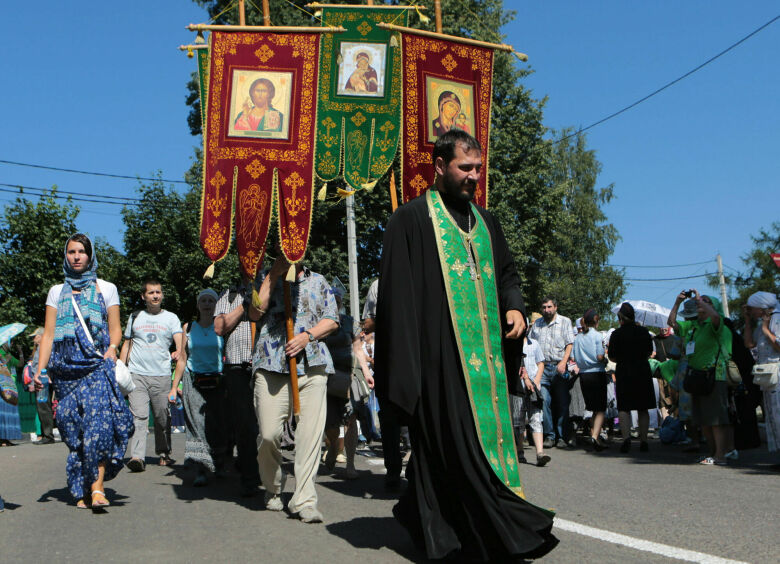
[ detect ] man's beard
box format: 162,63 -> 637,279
441,174 -> 476,203
542,311 -> 554,321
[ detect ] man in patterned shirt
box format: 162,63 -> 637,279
214,274 -> 260,498
528,297 -> 575,448
249,254 -> 339,524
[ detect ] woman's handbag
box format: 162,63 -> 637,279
683,347 -> 720,397
683,366 -> 716,396
726,360 -> 743,388
752,363 -> 779,391
192,371 -> 221,391
71,295 -> 135,395
327,369 -> 351,399
114,359 -> 135,396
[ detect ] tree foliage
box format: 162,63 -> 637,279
708,221 -> 780,324
0,190 -> 80,328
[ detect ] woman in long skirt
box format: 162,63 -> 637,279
34,233 -> 133,509
170,289 -> 227,486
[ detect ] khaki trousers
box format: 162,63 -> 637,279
253,366 -> 327,513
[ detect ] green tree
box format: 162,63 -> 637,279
708,222 -> 780,324
0,189 -> 80,328
538,129 -> 625,318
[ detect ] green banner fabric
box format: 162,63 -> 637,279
315,7 -> 408,191
426,189 -> 526,499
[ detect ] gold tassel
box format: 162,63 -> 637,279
512,49 -> 529,63
361,179 -> 378,191
336,53 -> 343,65
251,287 -> 262,310
314,9 -> 322,18
416,6 -> 430,25
285,264 -> 296,283
337,187 -> 356,199
187,46 -> 194,58
317,183 -> 328,201
203,262 -> 215,279
390,35 -> 398,48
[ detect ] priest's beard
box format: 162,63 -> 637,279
439,173 -> 476,205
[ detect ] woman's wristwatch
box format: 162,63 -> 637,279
109,344 -> 118,350
304,330 -> 315,342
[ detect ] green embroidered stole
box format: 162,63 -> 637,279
427,189 -> 525,498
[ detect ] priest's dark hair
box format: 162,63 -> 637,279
432,129 -> 481,165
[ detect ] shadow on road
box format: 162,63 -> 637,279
37,486 -> 129,507
326,516 -> 422,562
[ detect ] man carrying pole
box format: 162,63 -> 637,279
375,130 -> 558,560
248,251 -> 339,523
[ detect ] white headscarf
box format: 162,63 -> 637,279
746,291 -> 778,310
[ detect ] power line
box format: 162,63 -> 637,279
625,272 -> 716,282
0,158 -> 190,185
556,13 -> 780,143
609,259 -> 713,268
0,186 -> 139,207
0,182 -> 140,202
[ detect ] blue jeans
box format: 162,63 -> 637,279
540,363 -> 571,442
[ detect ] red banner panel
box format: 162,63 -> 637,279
201,31 -> 319,276
400,34 -> 494,208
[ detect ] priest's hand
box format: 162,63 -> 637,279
505,310 -> 526,340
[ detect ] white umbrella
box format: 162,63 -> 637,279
611,300 -> 671,328
0,323 -> 27,346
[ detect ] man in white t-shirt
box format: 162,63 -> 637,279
120,279 -> 183,471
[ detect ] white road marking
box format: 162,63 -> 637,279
554,518 -> 749,564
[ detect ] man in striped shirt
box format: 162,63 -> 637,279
528,297 -> 575,448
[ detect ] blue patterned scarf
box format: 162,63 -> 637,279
53,235 -> 106,346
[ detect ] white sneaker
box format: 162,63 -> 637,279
264,492 -> 284,511
298,506 -> 324,523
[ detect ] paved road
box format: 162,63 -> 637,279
1,433 -> 778,562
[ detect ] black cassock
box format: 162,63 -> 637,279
375,193 -> 558,562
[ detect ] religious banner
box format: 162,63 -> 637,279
401,34 -> 494,208
314,6 -> 408,191
201,31 -> 320,276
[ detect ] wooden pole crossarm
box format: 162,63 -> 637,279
187,23 -> 345,33
178,44 -> 209,51
305,3 -> 425,10
376,22 -> 528,61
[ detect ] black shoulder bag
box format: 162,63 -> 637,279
682,328 -> 720,397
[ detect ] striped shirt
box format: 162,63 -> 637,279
214,286 -> 253,365
528,314 -> 575,363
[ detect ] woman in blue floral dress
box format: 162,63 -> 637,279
34,233 -> 133,509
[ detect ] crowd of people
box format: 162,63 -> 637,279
1,130 -> 777,562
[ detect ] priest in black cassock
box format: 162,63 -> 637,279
375,130 -> 558,562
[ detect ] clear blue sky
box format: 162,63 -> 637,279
1,1 -> 777,313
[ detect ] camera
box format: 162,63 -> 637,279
683,289 -> 695,298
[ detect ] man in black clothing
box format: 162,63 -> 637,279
375,130 -> 557,562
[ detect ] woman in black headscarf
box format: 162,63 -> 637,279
607,303 -> 655,453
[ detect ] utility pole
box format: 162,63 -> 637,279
717,253 -> 730,317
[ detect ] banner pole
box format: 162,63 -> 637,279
238,0 -> 246,25
262,0 -> 270,26
434,0 -> 442,33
